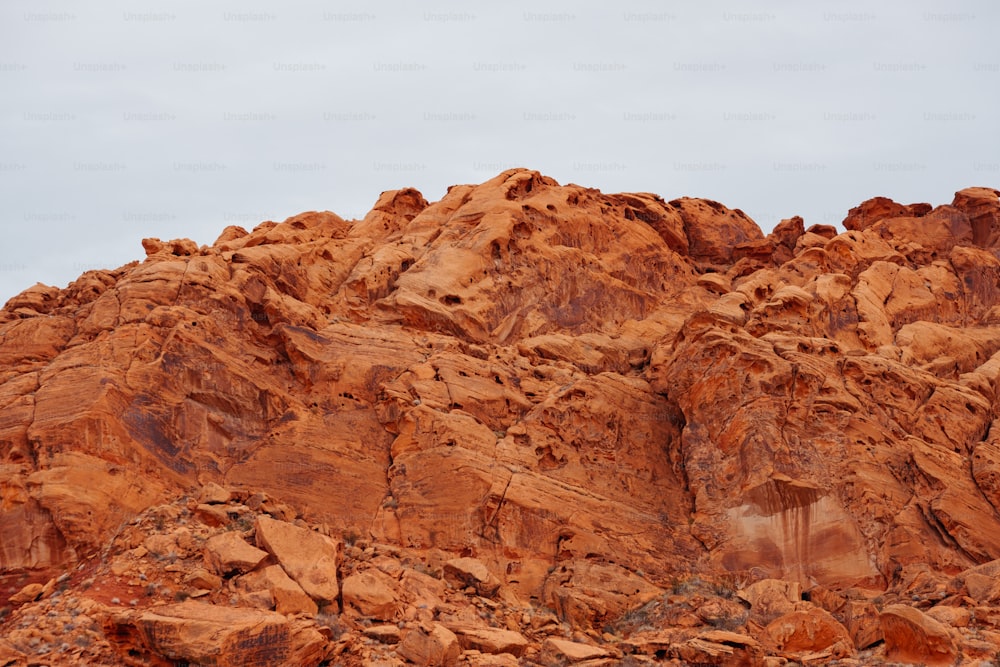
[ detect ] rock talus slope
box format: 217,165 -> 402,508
2,169 -> 1000,664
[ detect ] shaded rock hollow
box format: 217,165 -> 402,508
3,169 -> 1000,665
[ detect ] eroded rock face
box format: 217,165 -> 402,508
766,606 -> 853,654
4,169 -> 1000,662
841,195 -> 932,231
109,600 -> 327,667
880,604 -> 958,666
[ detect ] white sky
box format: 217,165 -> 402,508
1,0 -> 997,304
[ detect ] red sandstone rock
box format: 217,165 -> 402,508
443,557 -> 501,597
341,570 -> 399,620
198,482 -> 233,505
239,564 -> 318,616
542,560 -> 663,628
953,186 -> 1000,246
203,532 -> 268,576
8,582 -> 43,605
109,600 -> 327,666
182,567 -> 222,591
5,170 -> 1000,661
843,600 -> 883,649
445,624 -> 529,657
398,622 -> 461,666
926,605 -> 972,629
880,604 -> 958,665
739,578 -> 801,625
842,195 -> 932,231
363,624 -> 402,644
254,516 -> 341,606
540,637 -> 610,663
669,196 -> 763,266
765,607 -> 853,653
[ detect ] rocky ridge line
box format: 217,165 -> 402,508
1,170 -> 1000,665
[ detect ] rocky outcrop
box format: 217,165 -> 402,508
765,607 -> 852,654
109,601 -> 327,667
3,169 -> 1000,663
841,195 -> 932,231
879,604 -> 958,665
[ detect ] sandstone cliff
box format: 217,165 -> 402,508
2,170 -> 1000,665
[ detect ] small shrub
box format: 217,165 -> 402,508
670,575 -> 705,595
316,611 -> 347,641
710,580 -> 736,599
615,598 -> 662,633
226,516 -> 254,533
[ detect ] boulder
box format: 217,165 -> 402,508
880,604 -> 958,666
254,516 -> 340,605
193,503 -> 230,527
398,623 -> 461,666
109,600 -> 326,667
926,605 -> 972,628
442,557 -> 501,597
446,624 -> 529,656
540,638 -> 610,663
342,569 -> 400,620
739,578 -> 800,625
203,531 -> 268,576
182,567 -> 223,590
843,600 -> 883,649
8,582 -> 43,605
198,482 -> 233,505
765,607 -> 853,653
364,624 -> 402,644
239,564 -> 318,615
543,560 -> 663,628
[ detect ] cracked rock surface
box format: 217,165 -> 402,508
3,170 -> 1000,664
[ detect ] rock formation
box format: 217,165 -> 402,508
1,169 -> 1000,664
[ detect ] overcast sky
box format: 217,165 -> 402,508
1,0 -> 997,305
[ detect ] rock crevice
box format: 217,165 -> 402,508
2,172 -> 1000,664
